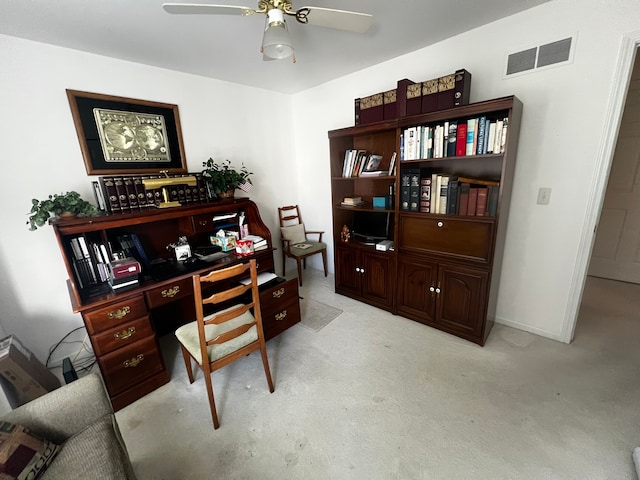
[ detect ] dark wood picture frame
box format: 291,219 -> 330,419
66,89 -> 187,175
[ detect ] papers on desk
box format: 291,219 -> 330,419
239,272 -> 278,286
212,213 -> 237,221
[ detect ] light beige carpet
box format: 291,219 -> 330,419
299,298 -> 342,332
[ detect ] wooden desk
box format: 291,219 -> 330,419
52,199 -> 300,410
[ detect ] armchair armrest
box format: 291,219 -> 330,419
305,230 -> 324,242
1,373 -> 112,444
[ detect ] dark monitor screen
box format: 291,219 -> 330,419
352,211 -> 390,244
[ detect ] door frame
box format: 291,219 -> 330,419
562,31 -> 640,343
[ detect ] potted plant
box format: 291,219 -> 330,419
201,158 -> 252,199
27,191 -> 98,231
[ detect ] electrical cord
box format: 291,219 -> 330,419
45,326 -> 95,371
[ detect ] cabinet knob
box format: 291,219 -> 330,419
435,288 -> 441,294
360,268 -> 365,274
355,267 -> 361,273
437,221 -> 444,228
429,286 -> 435,292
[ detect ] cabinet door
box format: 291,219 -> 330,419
335,246 -> 361,296
436,263 -> 488,338
360,251 -> 394,308
397,256 -> 437,324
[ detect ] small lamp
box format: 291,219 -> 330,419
262,8 -> 294,60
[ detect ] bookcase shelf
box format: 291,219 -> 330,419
328,95 -> 522,345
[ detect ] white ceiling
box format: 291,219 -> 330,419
0,0 -> 553,94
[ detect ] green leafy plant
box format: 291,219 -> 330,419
201,158 -> 252,195
27,191 -> 97,231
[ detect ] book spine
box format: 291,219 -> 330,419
466,119 -> 476,156
400,171 -> 411,211
456,123 -> 467,157
453,69 -> 472,107
421,79 -> 438,113
438,176 -> 449,215
476,188 -> 488,216
92,181 -> 107,212
133,176 -> 148,210
354,98 -> 361,126
458,183 -> 470,216
468,187 -> 479,216
420,177 -> 432,213
409,169 -> 420,212
100,176 -> 120,214
433,174 -> 441,214
446,178 -> 459,215
113,176 -> 130,213
487,185 -> 500,217
123,176 -> 139,211
447,121 -> 457,158
476,116 -> 487,155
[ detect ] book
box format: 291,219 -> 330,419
113,176 -> 130,212
343,196 -> 362,203
92,181 -> 107,212
466,118 -> 476,156
486,121 -> 496,154
446,177 -> 460,215
400,170 -> 411,211
467,187 -> 479,216
487,185 -> 500,217
359,171 -> 385,176
476,116 -> 487,155
387,152 -> 397,176
442,121 -> 449,157
419,176 -> 432,213
341,200 -> 365,207
425,127 -> 434,159
494,120 -> 504,154
476,187 -> 488,216
458,183 -> 470,216
446,121 -> 457,157
500,118 -> 509,153
438,176 -> 450,214
456,123 -> 468,156
432,173 -> 441,214
100,176 -> 120,214
409,169 -> 420,212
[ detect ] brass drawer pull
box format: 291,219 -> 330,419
162,286 -> 180,298
123,354 -> 144,368
114,327 -> 136,341
272,288 -> 285,299
275,310 -> 287,321
108,306 -> 131,320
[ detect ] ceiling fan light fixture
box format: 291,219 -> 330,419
262,8 -> 294,60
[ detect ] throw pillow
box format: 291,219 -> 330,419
280,223 -> 307,246
0,421 -> 60,479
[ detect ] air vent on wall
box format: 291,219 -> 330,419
506,37 -> 573,76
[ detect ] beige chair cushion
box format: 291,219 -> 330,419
175,304 -> 258,365
289,241 -> 326,257
280,223 -> 307,246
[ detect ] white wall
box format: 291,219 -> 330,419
3,0 -> 639,363
291,0 -> 640,341
0,35 -> 295,364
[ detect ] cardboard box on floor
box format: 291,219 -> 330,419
0,335 -> 61,406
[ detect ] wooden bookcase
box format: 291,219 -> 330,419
51,198 -> 300,409
328,96 -> 522,345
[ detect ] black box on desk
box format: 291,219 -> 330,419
0,335 -> 61,406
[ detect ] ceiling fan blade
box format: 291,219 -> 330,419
301,7 -> 373,33
162,3 -> 255,16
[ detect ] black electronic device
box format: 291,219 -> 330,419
352,211 -> 391,245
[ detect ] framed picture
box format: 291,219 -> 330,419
66,89 -> 187,175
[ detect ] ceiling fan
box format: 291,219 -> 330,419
162,1 -> 373,62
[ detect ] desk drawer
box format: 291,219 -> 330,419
145,277 -> 193,309
260,278 -> 300,340
99,336 -> 164,397
260,277 -> 298,311
92,316 -> 154,356
84,296 -> 147,335
262,295 -> 301,340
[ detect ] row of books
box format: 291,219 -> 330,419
401,169 -> 499,217
341,150 -> 396,177
93,173 -> 210,215
68,233 -> 147,290
400,116 -> 508,161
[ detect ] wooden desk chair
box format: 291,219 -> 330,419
174,259 -> 274,429
278,204 -> 328,287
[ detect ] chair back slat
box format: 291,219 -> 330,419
206,322 -> 255,346
278,205 -> 303,227
204,283 -> 251,305
204,303 -> 252,326
201,262 -> 250,283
